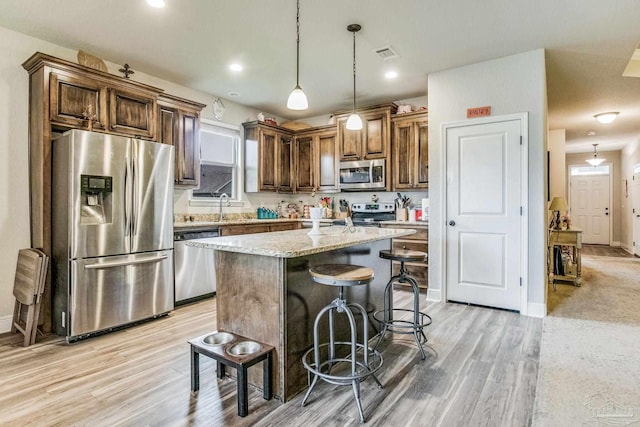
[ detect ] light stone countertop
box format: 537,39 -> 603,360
379,220 -> 429,227
174,218 -> 335,230
186,225 -> 416,258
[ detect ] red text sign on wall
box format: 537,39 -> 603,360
466,106 -> 491,118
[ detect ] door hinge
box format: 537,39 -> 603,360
633,208 -> 636,214
519,277 -> 523,287
520,136 -> 523,145
520,206 -> 523,216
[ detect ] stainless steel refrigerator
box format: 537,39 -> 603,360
51,129 -> 174,341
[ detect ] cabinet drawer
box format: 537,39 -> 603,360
392,240 -> 427,254
220,224 -> 270,236
269,222 -> 300,232
391,262 -> 428,289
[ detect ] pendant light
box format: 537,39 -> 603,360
286,0 -> 308,110
346,24 -> 363,130
586,143 -> 605,166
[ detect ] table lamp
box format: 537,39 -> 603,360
549,197 -> 568,230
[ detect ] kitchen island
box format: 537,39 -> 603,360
188,226 -> 416,401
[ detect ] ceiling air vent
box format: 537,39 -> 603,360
374,46 -> 399,60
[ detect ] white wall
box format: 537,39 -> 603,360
427,49 -> 548,315
0,25 -> 275,332
548,129 -> 566,199
620,138 -> 640,252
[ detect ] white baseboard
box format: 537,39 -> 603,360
0,315 -> 12,334
621,244 -> 634,254
526,302 -> 546,318
426,288 -> 441,302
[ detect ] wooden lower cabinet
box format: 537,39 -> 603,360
219,221 -> 301,236
381,223 -> 428,289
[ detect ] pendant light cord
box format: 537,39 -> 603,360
352,29 -> 356,112
295,0 -> 300,87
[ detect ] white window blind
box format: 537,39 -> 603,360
200,122 -> 238,165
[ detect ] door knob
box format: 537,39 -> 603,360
449,220 -> 456,226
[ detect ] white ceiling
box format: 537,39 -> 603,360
2,0 -> 640,153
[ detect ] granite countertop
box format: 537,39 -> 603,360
380,220 -> 429,227
174,217 -> 335,229
186,226 -> 416,258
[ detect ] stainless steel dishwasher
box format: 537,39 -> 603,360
173,227 -> 219,305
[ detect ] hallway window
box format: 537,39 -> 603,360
570,165 -> 610,176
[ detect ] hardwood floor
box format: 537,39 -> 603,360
0,290 -> 541,426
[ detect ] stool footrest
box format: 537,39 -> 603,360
302,342 -> 383,384
373,308 -> 432,333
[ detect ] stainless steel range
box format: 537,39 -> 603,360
349,202 -> 395,227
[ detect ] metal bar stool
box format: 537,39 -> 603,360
301,264 -> 383,423
373,249 -> 432,360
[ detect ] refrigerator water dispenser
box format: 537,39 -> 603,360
80,174 -> 112,225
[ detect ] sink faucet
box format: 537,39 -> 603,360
218,193 -> 230,221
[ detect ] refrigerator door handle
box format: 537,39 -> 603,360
131,142 -> 138,237
124,152 -> 132,238
84,254 -> 169,270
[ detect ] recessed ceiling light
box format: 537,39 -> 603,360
587,131 -> 596,136
146,0 -> 166,8
228,91 -> 240,97
594,112 -> 619,124
384,71 -> 398,79
229,63 -> 243,72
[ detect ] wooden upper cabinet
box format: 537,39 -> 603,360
244,122 -> 294,193
278,134 -> 294,193
109,88 -> 156,139
315,128 -> 339,192
49,72 -> 108,131
295,134 -> 314,193
336,104 -> 396,162
158,94 -> 206,188
392,111 -> 428,190
260,128 -> 278,191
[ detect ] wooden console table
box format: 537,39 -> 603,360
548,228 -> 582,290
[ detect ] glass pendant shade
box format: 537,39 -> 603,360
586,143 -> 605,166
346,113 -> 363,130
594,112 -> 618,124
287,85 -> 308,110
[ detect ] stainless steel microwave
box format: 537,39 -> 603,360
339,159 -> 385,190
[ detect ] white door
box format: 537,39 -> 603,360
570,174 -> 610,245
633,167 -> 640,256
445,118 -> 523,311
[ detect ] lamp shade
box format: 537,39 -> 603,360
346,112 -> 363,130
287,85 -> 308,110
594,112 -> 618,124
586,157 -> 605,166
549,197 -> 568,211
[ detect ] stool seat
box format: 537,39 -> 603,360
309,264 -> 374,286
379,249 -> 427,263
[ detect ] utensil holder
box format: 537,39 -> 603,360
396,208 -> 408,221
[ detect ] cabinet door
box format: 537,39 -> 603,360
158,107 -> 177,146
295,134 -> 314,192
259,128 -> 277,191
316,130 -> 339,192
109,88 -> 157,139
50,72 -> 107,130
278,134 -> 294,193
362,111 -> 388,159
338,119 -> 362,160
415,121 -> 429,188
393,121 -> 413,190
175,111 -> 199,187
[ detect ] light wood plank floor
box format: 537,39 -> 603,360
0,289 -> 541,426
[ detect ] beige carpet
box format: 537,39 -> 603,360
533,254 -> 640,426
